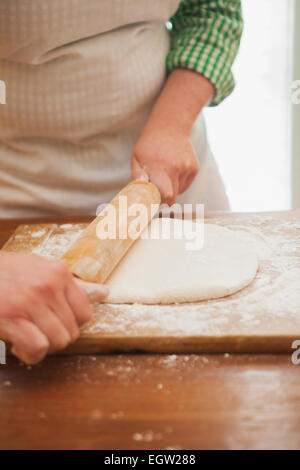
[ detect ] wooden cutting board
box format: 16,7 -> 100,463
2,211 -> 300,354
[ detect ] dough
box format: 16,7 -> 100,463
105,218 -> 258,304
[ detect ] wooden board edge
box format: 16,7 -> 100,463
4,334 -> 298,357
57,334 -> 298,355
1,223 -> 56,253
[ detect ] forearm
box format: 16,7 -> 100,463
167,0 -> 243,106
144,69 -> 214,136
132,69 -> 212,203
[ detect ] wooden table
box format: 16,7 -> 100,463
0,213 -> 300,450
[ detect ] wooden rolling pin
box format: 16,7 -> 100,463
61,180 -> 161,283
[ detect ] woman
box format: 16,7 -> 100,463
0,0 -> 243,363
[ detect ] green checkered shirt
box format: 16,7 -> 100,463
167,0 -> 243,106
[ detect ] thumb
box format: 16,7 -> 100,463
131,156 -> 149,181
148,169 -> 175,205
75,278 -> 110,303
1,318 -> 49,365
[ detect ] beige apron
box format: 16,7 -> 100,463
0,0 -> 229,218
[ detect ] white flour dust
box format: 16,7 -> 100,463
8,214 -> 300,336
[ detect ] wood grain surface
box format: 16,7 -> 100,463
0,354 -> 299,450
2,211 -> 300,354
0,212 -> 300,450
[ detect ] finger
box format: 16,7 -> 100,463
28,305 -> 72,353
147,169 -> 175,205
170,177 -> 179,205
48,290 -> 80,341
131,157 -> 149,181
65,278 -> 94,326
0,318 -> 49,364
178,172 -> 190,194
178,165 -> 189,194
180,170 -> 198,194
179,158 -> 199,194
75,279 -> 109,303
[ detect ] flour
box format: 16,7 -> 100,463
133,431 -> 162,442
10,214 -> 300,337
31,224 -> 85,258
2,381 -> 12,387
83,214 -> 300,336
31,230 -> 47,238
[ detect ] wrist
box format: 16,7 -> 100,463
142,113 -> 191,138
144,69 -> 214,138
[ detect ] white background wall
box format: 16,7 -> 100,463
204,0 -> 294,212
292,0 -> 300,208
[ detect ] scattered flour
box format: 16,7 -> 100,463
3,380 -> 12,387
83,214 -> 300,337
133,431 -> 162,442
8,214 -> 300,338
31,230 -> 47,238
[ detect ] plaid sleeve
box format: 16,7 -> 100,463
166,0 -> 243,106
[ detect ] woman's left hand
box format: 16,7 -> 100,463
131,123 -> 199,206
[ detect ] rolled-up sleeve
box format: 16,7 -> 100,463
166,0 -> 243,106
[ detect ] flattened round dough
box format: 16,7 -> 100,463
105,218 -> 258,304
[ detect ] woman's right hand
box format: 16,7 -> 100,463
0,252 -> 109,364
